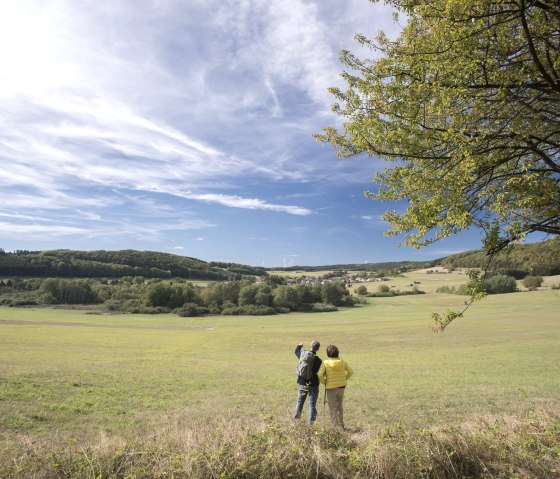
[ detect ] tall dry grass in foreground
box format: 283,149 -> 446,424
2,409 -> 558,479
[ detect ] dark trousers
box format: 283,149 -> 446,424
293,384 -> 319,425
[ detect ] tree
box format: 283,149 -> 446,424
316,0 -> 559,255
238,284 -> 258,306
254,285 -> 273,307
272,285 -> 300,310
356,285 -> 368,295
321,281 -> 348,306
146,283 -> 195,309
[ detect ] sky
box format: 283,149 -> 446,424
0,0 -> 488,267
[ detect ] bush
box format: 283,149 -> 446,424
311,303 -> 338,312
377,284 -> 391,293
130,306 -> 169,314
436,285 -> 456,294
355,285 -> 368,295
400,287 -> 425,295
176,303 -> 208,317
368,291 -> 395,297
483,274 -> 518,294
11,298 -> 39,306
522,275 -> 543,290
222,305 -> 276,316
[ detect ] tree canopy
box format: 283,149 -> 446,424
316,0 -> 560,255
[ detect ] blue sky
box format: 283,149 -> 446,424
0,0 -> 486,267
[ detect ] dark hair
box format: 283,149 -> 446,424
326,345 -> 339,358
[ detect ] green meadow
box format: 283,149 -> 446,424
1,280 -> 559,435
1,274 -> 559,477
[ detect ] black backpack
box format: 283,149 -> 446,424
296,349 -> 315,381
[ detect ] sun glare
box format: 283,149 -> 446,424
0,2 -> 75,98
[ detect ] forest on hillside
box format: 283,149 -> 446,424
0,249 -> 267,280
440,238 -> 560,277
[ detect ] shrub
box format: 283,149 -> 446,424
436,285 -> 456,294
522,275 -> 544,290
311,303 -> 338,312
176,303 -> 209,317
130,306 -> 169,314
355,285 -> 368,295
483,274 -> 518,294
377,284 -> 391,294
222,305 -> 276,316
11,298 -> 39,306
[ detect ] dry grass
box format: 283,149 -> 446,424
1,408 -> 558,478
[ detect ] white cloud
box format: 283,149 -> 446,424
183,193 -> 312,216
0,221 -> 88,237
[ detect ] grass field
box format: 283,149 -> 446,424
1,286 -> 559,434
1,281 -> 559,477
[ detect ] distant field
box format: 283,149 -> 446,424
1,282 -> 559,447
350,269 -> 472,293
267,269 -> 337,278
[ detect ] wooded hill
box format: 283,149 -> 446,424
440,238 -> 560,277
0,238 -> 558,279
0,249 -> 267,280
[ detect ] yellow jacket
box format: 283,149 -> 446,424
318,358 -> 354,389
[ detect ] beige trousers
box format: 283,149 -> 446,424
326,387 -> 345,429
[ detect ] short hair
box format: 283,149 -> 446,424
310,340 -> 320,352
326,345 -> 339,358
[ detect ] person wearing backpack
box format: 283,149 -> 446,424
317,344 -> 353,430
293,340 -> 322,425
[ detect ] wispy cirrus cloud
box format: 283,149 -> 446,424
1,1 -> 334,221
179,193 -> 312,216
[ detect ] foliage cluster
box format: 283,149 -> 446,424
358,283 -> 425,297
482,274 -> 518,295
436,274 -> 518,295
316,0 -> 560,254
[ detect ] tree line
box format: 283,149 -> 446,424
0,276 -> 358,316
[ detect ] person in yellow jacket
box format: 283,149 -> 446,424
317,344 -> 354,430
